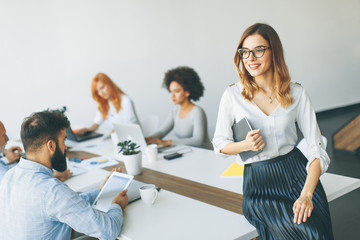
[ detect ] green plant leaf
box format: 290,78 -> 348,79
117,139 -> 140,155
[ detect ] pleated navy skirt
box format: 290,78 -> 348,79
243,148 -> 334,240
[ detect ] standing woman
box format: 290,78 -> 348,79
213,23 -> 333,239
146,66 -> 212,150
78,73 -> 140,134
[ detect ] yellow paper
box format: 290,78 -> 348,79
221,162 -> 244,177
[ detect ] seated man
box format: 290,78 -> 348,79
0,121 -> 23,182
0,120 -> 72,183
0,112 -> 128,239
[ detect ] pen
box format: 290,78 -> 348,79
68,158 -> 83,163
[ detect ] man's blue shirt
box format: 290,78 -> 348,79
0,158 -> 124,240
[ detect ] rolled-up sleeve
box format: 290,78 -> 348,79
212,89 -> 235,156
296,87 -> 330,175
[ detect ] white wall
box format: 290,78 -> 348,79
1,0 -> 360,139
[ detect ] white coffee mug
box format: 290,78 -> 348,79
111,132 -> 121,160
110,131 -> 119,147
146,144 -> 158,162
139,184 -> 158,205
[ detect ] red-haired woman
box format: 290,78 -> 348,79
78,73 -> 139,134
213,23 -> 333,239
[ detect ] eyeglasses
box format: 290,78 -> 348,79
237,46 -> 271,59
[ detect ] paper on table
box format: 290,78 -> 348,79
64,168 -> 109,193
67,164 -> 87,176
80,156 -> 119,169
221,162 -> 244,178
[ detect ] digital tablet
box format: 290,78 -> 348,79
92,172 -> 133,212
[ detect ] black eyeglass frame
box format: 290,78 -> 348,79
237,46 -> 271,59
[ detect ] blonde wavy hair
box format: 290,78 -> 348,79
91,73 -> 125,119
234,23 -> 293,107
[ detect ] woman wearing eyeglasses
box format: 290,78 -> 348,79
78,73 -> 140,135
213,23 -> 333,239
146,66 -> 212,150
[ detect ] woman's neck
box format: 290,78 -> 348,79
179,99 -> 194,110
178,99 -> 195,119
254,72 -> 275,92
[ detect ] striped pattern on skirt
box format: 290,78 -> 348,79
242,147 -> 334,240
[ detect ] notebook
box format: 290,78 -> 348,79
220,161 -> 245,178
66,126 -> 103,142
232,117 -> 262,161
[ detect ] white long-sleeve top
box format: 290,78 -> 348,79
151,105 -> 213,150
212,82 -> 330,175
94,94 -> 140,130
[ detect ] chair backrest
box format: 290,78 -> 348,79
141,114 -> 160,137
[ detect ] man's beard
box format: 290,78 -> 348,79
0,145 -> 6,154
51,143 -> 67,172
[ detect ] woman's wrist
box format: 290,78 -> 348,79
240,140 -> 251,152
164,140 -> 172,146
220,141 -> 250,155
300,190 -> 313,198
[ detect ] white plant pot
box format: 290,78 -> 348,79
121,152 -> 142,175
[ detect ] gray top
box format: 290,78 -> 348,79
151,105 -> 212,150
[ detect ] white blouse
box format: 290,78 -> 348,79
93,94 -> 139,130
212,82 -> 330,175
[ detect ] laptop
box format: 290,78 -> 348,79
66,126 -> 103,142
113,123 -> 176,154
113,123 -> 148,153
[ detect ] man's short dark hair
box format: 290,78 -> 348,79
21,112 -> 70,152
163,66 -> 205,102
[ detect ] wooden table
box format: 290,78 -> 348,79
69,151 -> 244,214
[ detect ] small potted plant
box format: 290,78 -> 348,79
45,106 -> 67,115
117,140 -> 142,175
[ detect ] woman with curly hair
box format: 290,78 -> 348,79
146,66 -> 212,149
78,73 -> 139,134
213,23 -> 333,239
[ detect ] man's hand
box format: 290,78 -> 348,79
53,169 -> 73,182
99,167 -> 122,190
4,146 -> 22,164
112,189 -> 129,211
